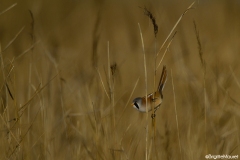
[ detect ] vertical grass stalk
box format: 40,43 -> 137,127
107,41 -> 115,128
193,20 -> 207,154
0,43 -> 11,143
138,23 -> 148,160
171,69 -> 182,160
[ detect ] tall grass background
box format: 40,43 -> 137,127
1,0 -> 240,159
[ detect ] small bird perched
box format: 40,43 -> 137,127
132,65 -> 167,112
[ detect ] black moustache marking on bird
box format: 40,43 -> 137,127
134,102 -> 139,109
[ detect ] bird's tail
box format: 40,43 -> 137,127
158,65 -> 167,97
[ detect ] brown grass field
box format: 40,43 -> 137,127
1,0 -> 240,159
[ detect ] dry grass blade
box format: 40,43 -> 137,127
0,64 -> 14,92
156,31 -> 177,70
5,59 -> 15,100
18,73 -> 59,112
156,1 -> 195,57
70,123 -> 95,160
107,41 -> 111,94
138,23 -> 149,160
116,78 -> 139,126
96,67 -> 110,100
0,110 -> 19,145
2,26 -> 25,52
229,145 -> 239,155
120,124 -> 132,145
193,19 -> 208,154
15,41 -> 40,60
107,41 -> 116,130
9,102 -> 43,159
148,139 -> 153,160
0,3 -> 17,16
193,20 -> 205,70
233,117 -> 240,154
171,69 -> 182,160
31,132 -> 45,148
5,83 -> 13,100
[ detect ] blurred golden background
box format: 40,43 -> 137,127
1,0 -> 240,159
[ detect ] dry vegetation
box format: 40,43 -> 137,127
1,0 -> 240,159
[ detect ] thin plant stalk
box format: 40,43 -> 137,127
156,1 -> 195,58
107,41 -> 116,157
204,72 -> 207,154
138,23 -> 148,160
0,3 -> 17,16
152,36 -> 160,159
171,69 -> 182,160
3,26 -> 25,52
107,41 -> 115,129
0,43 -> 10,142
152,37 -> 157,136
27,10 -> 35,146
193,20 -> 207,154
116,78 -> 139,127
156,31 -> 177,71
96,67 -> 110,100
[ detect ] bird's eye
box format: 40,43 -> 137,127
134,102 -> 139,109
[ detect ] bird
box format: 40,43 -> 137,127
132,65 -> 167,113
